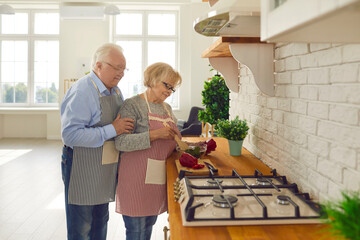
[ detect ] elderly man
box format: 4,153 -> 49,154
61,43 -> 134,240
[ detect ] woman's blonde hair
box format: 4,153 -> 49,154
144,62 -> 182,88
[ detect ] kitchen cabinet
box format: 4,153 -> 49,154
166,137 -> 335,240
202,37 -> 275,96
261,0 -> 360,43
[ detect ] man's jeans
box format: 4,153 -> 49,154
62,146 -> 109,240
122,215 -> 158,240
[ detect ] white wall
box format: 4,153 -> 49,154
230,43 -> 360,201
0,2 -> 214,139
189,4 -> 215,112
0,115 -> 3,138
171,3 -> 214,120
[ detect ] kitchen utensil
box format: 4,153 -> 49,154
203,161 -> 218,173
162,122 -> 189,151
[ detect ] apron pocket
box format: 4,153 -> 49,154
102,141 -> 120,165
145,158 -> 166,185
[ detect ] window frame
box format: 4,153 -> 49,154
112,9 -> 180,110
0,9 -> 59,107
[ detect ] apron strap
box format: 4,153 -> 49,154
143,91 -> 152,113
144,90 -> 175,124
148,115 -> 175,124
91,78 -> 120,97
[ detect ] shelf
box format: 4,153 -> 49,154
202,37 -> 274,96
201,37 -> 261,58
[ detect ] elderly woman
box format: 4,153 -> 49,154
114,62 -> 182,240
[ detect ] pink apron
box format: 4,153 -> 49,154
115,94 -> 180,216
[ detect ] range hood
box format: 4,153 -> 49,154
194,0 -> 261,37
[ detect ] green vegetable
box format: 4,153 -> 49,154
321,191 -> 360,240
185,146 -> 201,158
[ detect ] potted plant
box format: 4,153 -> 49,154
320,191 -> 360,240
198,68 -> 230,131
214,116 -> 249,156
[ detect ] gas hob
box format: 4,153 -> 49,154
173,169 -> 321,226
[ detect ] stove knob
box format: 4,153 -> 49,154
175,193 -> 183,202
173,181 -> 179,187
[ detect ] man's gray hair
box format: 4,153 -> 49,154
91,43 -> 124,70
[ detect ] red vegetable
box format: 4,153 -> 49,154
179,152 -> 198,168
205,138 -> 217,154
192,164 -> 205,169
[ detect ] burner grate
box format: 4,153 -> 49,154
182,168 -> 321,224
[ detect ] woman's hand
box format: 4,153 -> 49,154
149,126 -> 177,141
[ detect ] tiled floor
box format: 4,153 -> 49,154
0,138 -> 169,240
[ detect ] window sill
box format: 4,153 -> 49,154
0,107 -> 59,114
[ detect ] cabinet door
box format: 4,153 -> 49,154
261,0 -> 360,43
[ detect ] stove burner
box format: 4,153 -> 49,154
207,179 -> 223,186
277,195 -> 290,205
256,177 -> 272,186
212,195 -> 238,208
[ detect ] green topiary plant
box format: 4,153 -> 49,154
198,68 -> 230,125
214,116 -> 249,141
321,191 -> 360,240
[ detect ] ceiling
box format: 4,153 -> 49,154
2,0 -> 203,3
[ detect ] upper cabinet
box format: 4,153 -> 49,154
261,0 -> 360,43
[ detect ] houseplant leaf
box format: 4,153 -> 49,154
198,71 -> 230,125
215,116 -> 249,141
321,191 -> 360,240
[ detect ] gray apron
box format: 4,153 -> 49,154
68,79 -> 123,205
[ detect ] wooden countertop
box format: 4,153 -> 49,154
166,137 -> 334,240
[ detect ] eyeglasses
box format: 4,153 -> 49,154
103,61 -> 128,74
162,81 -> 175,93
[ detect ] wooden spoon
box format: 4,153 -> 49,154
162,122 -> 189,151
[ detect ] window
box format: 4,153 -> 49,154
0,11 -> 59,106
113,9 -> 179,109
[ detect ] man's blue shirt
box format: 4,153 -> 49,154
61,71 -> 123,147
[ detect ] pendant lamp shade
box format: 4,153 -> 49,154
104,4 -> 120,15
0,4 -> 15,15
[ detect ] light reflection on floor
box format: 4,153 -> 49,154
0,149 -> 32,166
47,193 -> 65,210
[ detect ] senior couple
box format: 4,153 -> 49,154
61,43 -> 182,240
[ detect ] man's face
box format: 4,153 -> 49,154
96,49 -> 126,91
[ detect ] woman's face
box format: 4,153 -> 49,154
149,80 -> 176,103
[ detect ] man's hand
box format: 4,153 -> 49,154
149,126 -> 177,142
112,114 -> 135,135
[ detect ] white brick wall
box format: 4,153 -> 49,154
230,43 -> 360,202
